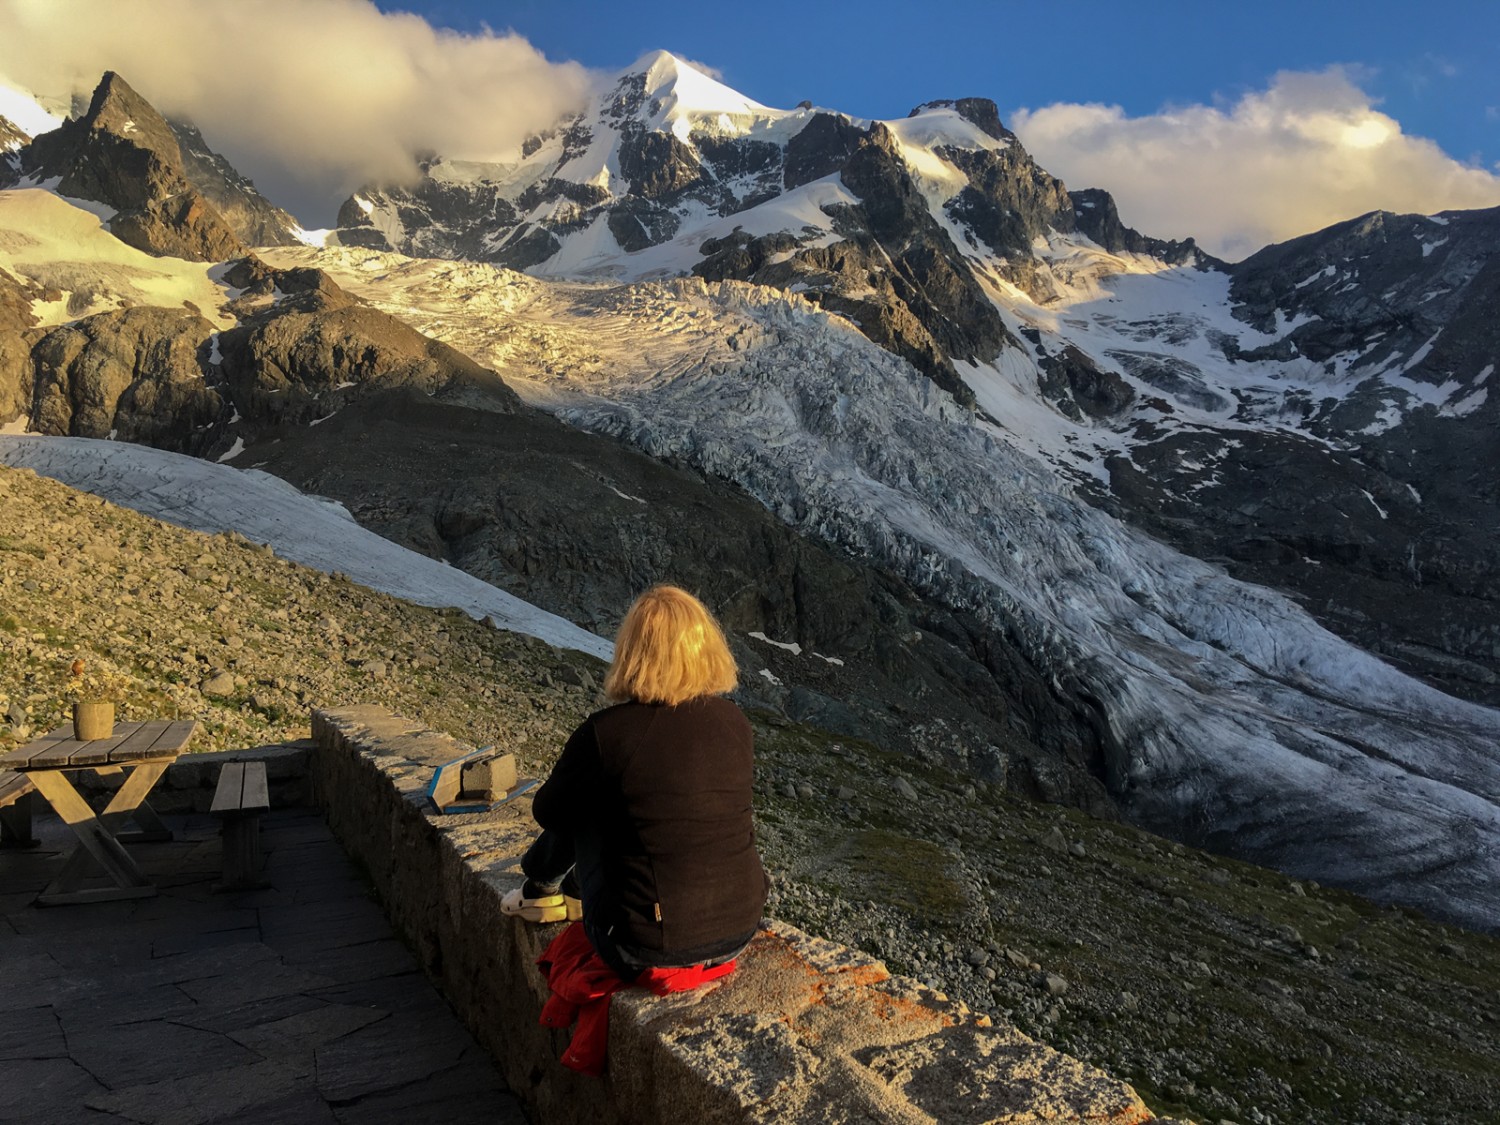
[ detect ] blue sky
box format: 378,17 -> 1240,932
389,0 -> 1500,170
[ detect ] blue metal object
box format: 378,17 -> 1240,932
425,746 -> 535,814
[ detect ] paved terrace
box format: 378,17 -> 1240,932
0,807 -> 525,1125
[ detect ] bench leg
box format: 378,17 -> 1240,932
0,793 -> 38,849
215,811 -> 269,892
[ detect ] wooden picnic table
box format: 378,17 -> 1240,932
0,720 -> 197,905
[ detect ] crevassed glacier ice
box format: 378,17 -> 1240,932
528,283 -> 1500,931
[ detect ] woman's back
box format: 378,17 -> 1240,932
536,695 -> 766,964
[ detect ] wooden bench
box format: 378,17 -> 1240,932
211,761 -> 270,892
0,769 -> 37,848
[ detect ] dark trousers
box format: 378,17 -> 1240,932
521,828 -> 576,892
522,830 -> 639,980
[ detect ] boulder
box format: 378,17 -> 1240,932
0,330 -> 34,426
29,306 -> 221,450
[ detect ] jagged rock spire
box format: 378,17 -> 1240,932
16,71 -> 245,261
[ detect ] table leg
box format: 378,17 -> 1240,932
27,770 -> 156,905
98,760 -> 174,843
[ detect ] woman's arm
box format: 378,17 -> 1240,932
531,719 -> 603,832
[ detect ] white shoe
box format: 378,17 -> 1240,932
500,886 -> 568,923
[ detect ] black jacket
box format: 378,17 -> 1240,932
532,696 -> 768,965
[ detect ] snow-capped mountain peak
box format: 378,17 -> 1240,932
617,50 -> 791,140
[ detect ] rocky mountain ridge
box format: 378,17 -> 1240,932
331,53 -> 1205,408
3,71 -> 300,258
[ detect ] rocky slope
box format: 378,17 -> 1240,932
2,463 -> 1497,1125
0,464 -> 599,759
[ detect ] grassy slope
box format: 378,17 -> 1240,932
2,464 -> 1497,1124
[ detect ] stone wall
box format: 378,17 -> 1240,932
308,706 -> 1181,1125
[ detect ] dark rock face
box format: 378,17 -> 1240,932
168,121 -> 302,247
617,128 -> 703,199
1069,188 -> 1207,266
28,306 -> 222,450
0,266 -> 46,334
696,227 -> 971,404
1038,346 -> 1136,421
942,139 -> 1072,259
0,328 -> 36,424
15,72 -> 246,261
1,265 -> 52,427
783,112 -> 865,189
1230,208 -> 1500,376
215,259 -> 521,432
1107,351 -> 1230,413
696,135 -> 780,196
109,189 -> 245,262
494,225 -> 565,270
695,123 -> 1019,406
606,196 -> 680,252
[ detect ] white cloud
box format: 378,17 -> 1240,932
0,0 -> 592,226
1011,68 -> 1500,261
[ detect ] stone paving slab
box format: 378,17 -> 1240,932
0,807 -> 525,1125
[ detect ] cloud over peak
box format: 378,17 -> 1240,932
0,0 -> 592,226
1011,68 -> 1500,261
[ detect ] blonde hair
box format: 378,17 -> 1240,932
604,585 -> 738,706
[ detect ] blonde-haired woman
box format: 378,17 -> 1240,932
503,585 -> 768,980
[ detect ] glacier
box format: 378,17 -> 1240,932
255,246 -> 1500,931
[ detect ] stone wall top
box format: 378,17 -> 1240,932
310,705 -> 1187,1124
